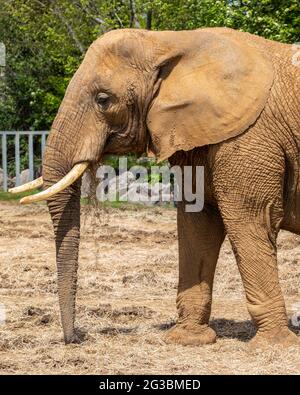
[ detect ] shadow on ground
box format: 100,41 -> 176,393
210,319 -> 256,341
154,319 -> 257,342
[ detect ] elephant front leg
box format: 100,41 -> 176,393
165,202 -> 225,345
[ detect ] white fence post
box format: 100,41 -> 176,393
28,133 -> 34,182
1,132 -> 7,191
15,133 -> 20,186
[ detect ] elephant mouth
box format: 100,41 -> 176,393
9,161 -> 89,204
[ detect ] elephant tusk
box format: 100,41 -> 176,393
8,177 -> 44,194
20,162 -> 89,204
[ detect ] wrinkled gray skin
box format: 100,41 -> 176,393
42,27 -> 300,347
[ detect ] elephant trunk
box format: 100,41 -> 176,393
42,127 -> 82,344
47,185 -> 81,344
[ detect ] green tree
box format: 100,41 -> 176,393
1,0 -> 299,177
1,0 -> 299,131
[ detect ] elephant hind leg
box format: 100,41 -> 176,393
224,218 -> 299,347
165,202 -> 225,346
213,137 -> 299,347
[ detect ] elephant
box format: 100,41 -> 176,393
10,27 -> 300,347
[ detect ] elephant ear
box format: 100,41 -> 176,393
146,30 -> 274,161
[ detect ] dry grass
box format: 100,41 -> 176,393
0,201 -> 299,374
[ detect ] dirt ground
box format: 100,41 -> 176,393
0,200 -> 299,375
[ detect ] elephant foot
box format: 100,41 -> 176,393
249,326 -> 300,349
164,323 -> 216,346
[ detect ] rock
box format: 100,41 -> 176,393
81,171 -> 92,198
136,157 -> 155,165
20,169 -> 30,185
7,169 -> 30,189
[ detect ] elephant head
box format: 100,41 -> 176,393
12,28 -> 273,343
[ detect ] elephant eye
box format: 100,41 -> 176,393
96,92 -> 110,107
